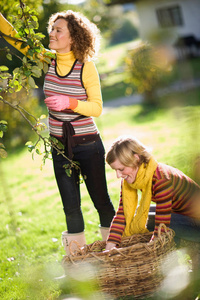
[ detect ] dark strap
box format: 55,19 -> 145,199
49,113 -> 87,159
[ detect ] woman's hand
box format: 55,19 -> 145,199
150,234 -> 155,242
105,242 -> 117,251
44,95 -> 70,111
44,95 -> 78,111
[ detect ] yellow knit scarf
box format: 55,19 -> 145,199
122,157 -> 158,237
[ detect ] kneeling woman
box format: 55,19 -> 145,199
105,136 -> 200,250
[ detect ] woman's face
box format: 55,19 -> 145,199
110,159 -> 139,184
49,18 -> 72,53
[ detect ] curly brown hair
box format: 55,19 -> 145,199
47,10 -> 101,63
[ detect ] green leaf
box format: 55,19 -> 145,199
0,120 -> 8,125
27,49 -> 34,56
43,63 -> 49,74
38,61 -> 44,70
23,56 -> 27,64
28,76 -> 35,88
13,67 -> 20,74
6,53 -> 12,61
44,57 -> 51,64
46,51 -> 56,58
31,15 -> 38,22
14,33 -> 21,38
31,66 -> 41,78
25,141 -> 33,146
65,168 -> 72,177
39,114 -> 46,120
35,33 -> 45,38
27,145 -> 35,152
36,148 -> 41,155
0,143 -> 5,149
57,141 -> 65,150
0,148 -> 7,159
0,66 -> 9,71
14,80 -> 19,86
24,28 -> 30,34
0,123 -> 7,132
24,70 -> 32,77
20,42 -> 28,49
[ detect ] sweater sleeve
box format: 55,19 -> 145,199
0,13 -> 28,55
107,189 -> 126,245
152,176 -> 173,235
73,61 -> 103,118
0,13 -> 49,61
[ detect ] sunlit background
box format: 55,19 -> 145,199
0,0 -> 200,299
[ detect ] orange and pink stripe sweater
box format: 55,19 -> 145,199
107,163 -> 200,245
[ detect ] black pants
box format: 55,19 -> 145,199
52,138 -> 115,233
147,204 -> 200,244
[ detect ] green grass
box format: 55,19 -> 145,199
1,39 -> 200,299
97,40 -> 140,74
1,97 -> 200,299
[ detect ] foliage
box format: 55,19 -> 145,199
109,17 -> 138,46
0,89 -> 44,149
0,120 -> 8,158
0,0 -> 43,19
82,0 -> 127,45
0,1 -> 50,158
125,42 -> 172,104
0,1 -> 79,174
83,0 -> 115,36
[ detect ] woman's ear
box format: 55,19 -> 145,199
133,154 -> 140,163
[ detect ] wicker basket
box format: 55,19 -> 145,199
62,224 -> 176,299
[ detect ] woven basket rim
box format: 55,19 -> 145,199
62,223 -> 175,265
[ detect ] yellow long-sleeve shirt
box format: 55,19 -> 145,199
0,13 -> 102,117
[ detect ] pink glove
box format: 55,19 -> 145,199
44,95 -> 70,111
45,95 -> 78,111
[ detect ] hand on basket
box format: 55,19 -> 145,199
150,234 -> 155,242
105,242 -> 117,251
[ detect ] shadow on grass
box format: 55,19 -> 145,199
131,102 -> 160,124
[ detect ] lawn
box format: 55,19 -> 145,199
1,39 -> 200,299
1,94 -> 200,299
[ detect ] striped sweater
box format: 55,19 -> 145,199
107,163 -> 200,245
43,58 -> 99,138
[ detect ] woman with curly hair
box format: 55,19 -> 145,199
0,10 -> 115,253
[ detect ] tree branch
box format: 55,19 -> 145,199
0,31 -> 25,44
0,47 -> 24,62
0,94 -> 80,170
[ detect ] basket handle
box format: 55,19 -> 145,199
157,223 -> 168,236
157,223 -> 174,246
68,240 -> 84,256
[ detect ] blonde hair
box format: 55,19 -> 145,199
48,10 -> 100,63
106,136 -> 152,168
